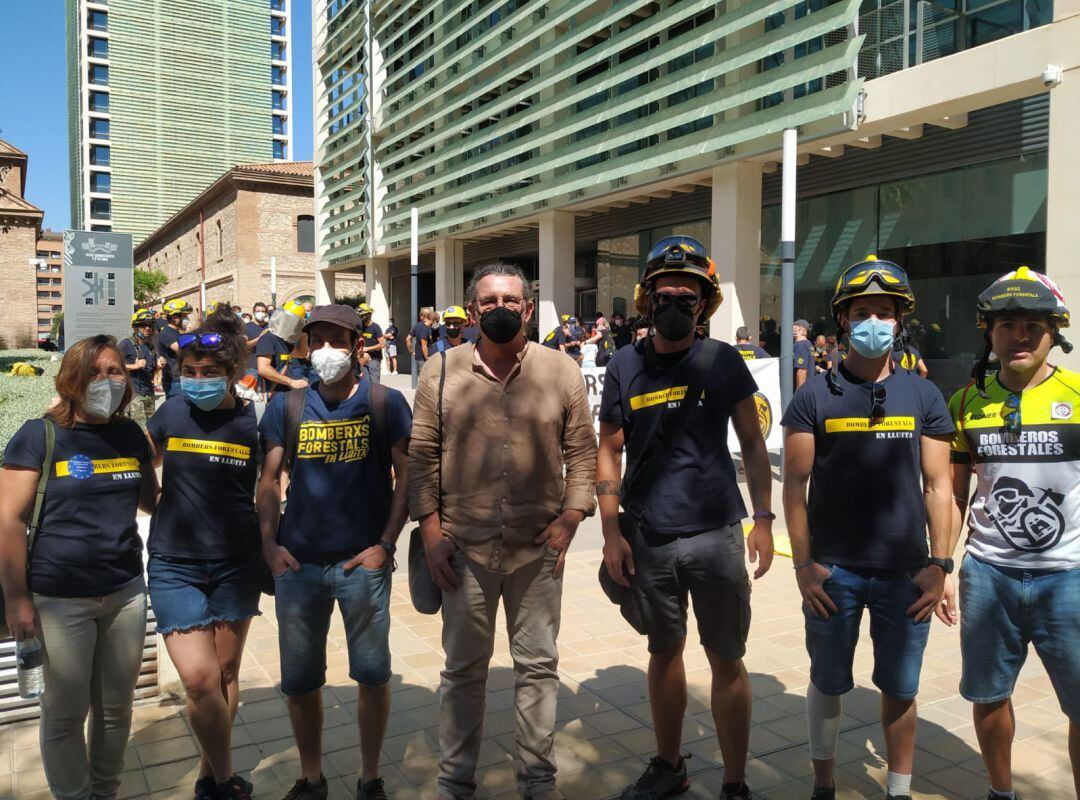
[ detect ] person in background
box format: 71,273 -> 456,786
303,301 -> 314,319
257,301 -> 308,398
734,326 -> 769,360
122,309 -> 162,430
633,317 -> 651,343
154,308 -> 168,334
0,336 -> 159,800
813,334 -> 831,373
244,301 -> 270,389
384,318 -> 399,375
147,309 -> 262,800
241,313 -> 252,324
611,313 -> 632,349
542,315 -> 569,351
793,318 -> 814,389
357,303 -> 385,384
434,306 -> 469,353
892,339 -> 928,378
561,316 -> 584,365
159,299 -> 193,398
407,310 -> 433,371
760,316 -> 780,356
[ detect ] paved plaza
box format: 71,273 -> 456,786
1,377 -> 1074,799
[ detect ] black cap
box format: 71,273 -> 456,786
303,304 -> 362,335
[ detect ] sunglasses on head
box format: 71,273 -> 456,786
178,333 -> 223,349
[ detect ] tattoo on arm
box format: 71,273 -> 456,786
596,479 -> 621,496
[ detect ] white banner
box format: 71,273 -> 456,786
580,357 -> 782,452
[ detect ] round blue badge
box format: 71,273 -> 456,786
67,454 -> 95,480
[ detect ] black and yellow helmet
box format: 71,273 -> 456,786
634,235 -> 723,317
131,309 -> 154,326
831,256 -> 915,322
976,266 -> 1070,328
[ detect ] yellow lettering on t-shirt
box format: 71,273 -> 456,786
55,457 -> 141,477
295,416 -> 371,463
824,416 -> 916,433
166,438 -> 251,460
630,386 -> 689,411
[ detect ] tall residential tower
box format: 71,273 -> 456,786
67,0 -> 294,244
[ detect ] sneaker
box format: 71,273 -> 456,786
218,775 -> 254,800
809,787 -> 835,800
720,781 -> 753,799
988,794 -> 1023,800
885,795 -> 912,800
283,776 -> 329,800
356,776 -> 388,800
195,776 -> 217,800
619,756 -> 690,799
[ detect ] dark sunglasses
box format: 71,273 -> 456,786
1002,392 -> 1022,436
653,292 -> 701,309
178,333 -> 223,349
870,383 -> 887,422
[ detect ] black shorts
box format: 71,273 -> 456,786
627,520 -> 751,658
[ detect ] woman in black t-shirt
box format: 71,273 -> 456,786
145,309 -> 261,800
0,335 -> 159,800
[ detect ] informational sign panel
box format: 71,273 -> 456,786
580,357 -> 782,452
62,230 -> 134,346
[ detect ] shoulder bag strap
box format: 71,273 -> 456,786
283,386 -> 309,472
27,419 -> 56,555
623,338 -> 721,519
368,382 -> 393,502
437,352 -> 447,513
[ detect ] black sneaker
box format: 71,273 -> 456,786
721,781 -> 753,799
619,756 -> 690,799
218,775 -> 254,800
357,776 -> 388,800
195,776 -> 217,800
885,795 -> 912,800
283,776 -> 329,800
809,787 -> 835,800
988,794 -> 1023,800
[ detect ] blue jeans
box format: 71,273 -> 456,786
147,555 -> 262,635
804,564 -> 931,699
274,559 -> 392,694
959,553 -> 1080,720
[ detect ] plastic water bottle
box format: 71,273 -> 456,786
16,638 -> 45,699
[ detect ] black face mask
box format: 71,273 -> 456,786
479,306 -> 523,344
652,302 -> 697,341
446,325 -> 462,338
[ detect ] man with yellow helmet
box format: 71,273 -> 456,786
782,256 -> 954,800
157,299 -> 193,397
356,303 -> 386,384
120,309 -> 163,429
597,235 -> 773,800
257,300 -> 309,397
949,267 -> 1080,800
434,305 -> 468,353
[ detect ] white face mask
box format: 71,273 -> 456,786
310,347 -> 353,384
83,377 -> 126,419
254,311 -> 267,323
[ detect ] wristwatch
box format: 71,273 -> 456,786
927,557 -> 954,574
752,511 -> 776,521
378,540 -> 397,558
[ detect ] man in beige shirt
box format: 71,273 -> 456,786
409,263 -> 597,800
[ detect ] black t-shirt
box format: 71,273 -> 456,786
892,346 -> 923,373
3,417 -> 149,597
611,324 -> 632,349
148,397 -> 259,560
244,321 -> 267,371
735,343 -> 770,360
158,325 -> 181,379
119,336 -> 156,396
409,323 -> 431,361
793,339 -> 814,375
542,328 -> 565,349
362,322 -> 384,360
256,332 -> 295,393
385,324 -> 398,342
599,339 -> 757,534
780,364 -> 954,569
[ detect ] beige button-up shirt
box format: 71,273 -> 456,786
408,341 -> 597,573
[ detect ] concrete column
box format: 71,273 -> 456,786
708,161 -> 764,342
538,211 -> 576,335
315,267 -> 336,305
1046,73 -> 1080,371
366,257 -> 391,326
434,238 -> 464,309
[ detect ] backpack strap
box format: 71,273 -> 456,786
368,381 -> 394,502
283,386 -> 309,472
27,419 -> 56,557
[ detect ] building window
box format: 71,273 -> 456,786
272,65 -> 286,85
271,16 -> 285,36
90,144 -> 110,165
90,199 -> 111,220
90,118 -> 110,140
89,91 -> 109,112
296,215 -> 315,253
273,90 -> 287,110
89,64 -> 109,86
271,40 -> 287,60
89,10 -> 107,31
274,140 -> 287,160
271,0 -> 285,10
273,116 -> 287,135
90,172 -> 111,193
88,36 -> 108,58
216,220 -> 223,257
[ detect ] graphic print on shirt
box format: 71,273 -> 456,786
296,416 -> 370,464
978,475 -> 1065,553
754,392 -> 773,440
56,455 -> 141,479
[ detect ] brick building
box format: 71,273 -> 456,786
0,139 -> 46,349
35,231 -> 63,342
135,162 -> 362,313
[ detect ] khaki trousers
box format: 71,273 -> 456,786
438,549 -> 563,799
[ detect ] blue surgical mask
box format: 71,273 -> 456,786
848,317 -> 896,358
180,377 -> 229,411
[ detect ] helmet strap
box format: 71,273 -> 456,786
972,327 -> 994,399
1053,327 -> 1074,354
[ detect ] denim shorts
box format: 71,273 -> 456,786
804,564 -> 931,699
959,553 -> 1080,720
626,520 -> 751,658
147,554 -> 263,635
274,559 -> 392,694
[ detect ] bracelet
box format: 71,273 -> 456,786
793,559 -> 814,571
752,510 -> 776,521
